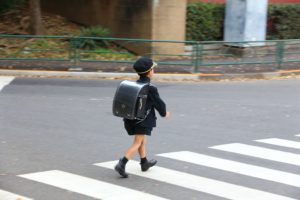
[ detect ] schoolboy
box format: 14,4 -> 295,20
114,57 -> 171,178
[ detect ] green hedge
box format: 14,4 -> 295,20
267,4 -> 300,40
186,3 -> 300,41
186,3 -> 224,41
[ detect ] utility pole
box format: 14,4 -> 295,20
224,0 -> 268,46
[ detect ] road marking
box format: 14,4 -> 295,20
157,151 -> 300,187
19,170 -> 169,200
296,134 -> 300,137
210,143 -> 300,166
95,161 -> 296,200
256,138 -> 300,150
0,189 -> 32,200
0,76 -> 14,92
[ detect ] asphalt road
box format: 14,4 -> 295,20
1,77 -> 300,200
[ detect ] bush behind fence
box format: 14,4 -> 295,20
186,3 -> 300,41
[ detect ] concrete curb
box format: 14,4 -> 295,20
0,69 -> 300,82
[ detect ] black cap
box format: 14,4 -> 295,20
133,57 -> 157,74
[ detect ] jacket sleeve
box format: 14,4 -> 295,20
149,86 -> 166,117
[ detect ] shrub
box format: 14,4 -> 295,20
267,4 -> 300,39
78,26 -> 112,49
186,3 -> 225,41
186,3 -> 300,41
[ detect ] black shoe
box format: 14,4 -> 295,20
141,159 -> 157,172
114,159 -> 128,178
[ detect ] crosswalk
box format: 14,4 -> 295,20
157,151 -> 300,187
95,161 -> 296,200
0,189 -> 32,200
19,170 -> 168,200
255,138 -> 300,150
210,143 -> 300,166
2,134 -> 300,200
0,76 -> 14,92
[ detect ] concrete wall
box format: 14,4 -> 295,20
110,0 -> 153,55
149,0 -> 187,58
41,0 -> 187,56
41,0 -> 112,27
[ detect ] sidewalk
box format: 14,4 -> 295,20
1,68 -> 300,82
0,60 -> 300,81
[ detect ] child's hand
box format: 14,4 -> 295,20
165,111 -> 171,120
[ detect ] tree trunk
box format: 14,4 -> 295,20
29,0 -> 45,35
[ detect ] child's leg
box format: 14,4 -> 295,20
138,136 -> 157,172
125,135 -> 145,160
138,136 -> 146,159
115,135 -> 147,178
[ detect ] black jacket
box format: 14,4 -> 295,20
124,76 -> 166,128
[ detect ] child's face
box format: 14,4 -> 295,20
148,68 -> 154,78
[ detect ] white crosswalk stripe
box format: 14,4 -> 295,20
14,136 -> 300,200
255,138 -> 300,150
95,160 -> 297,200
0,189 -> 32,200
210,143 -> 300,166
157,151 -> 300,187
19,170 -> 169,200
296,134 -> 300,137
0,76 -> 14,92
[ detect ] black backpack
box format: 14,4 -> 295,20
112,80 -> 150,120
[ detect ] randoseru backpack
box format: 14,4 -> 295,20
112,80 -> 149,120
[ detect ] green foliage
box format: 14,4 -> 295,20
267,4 -> 300,39
186,3 -> 300,41
186,3 -> 225,41
0,0 -> 25,14
80,48 -> 135,61
78,26 -> 112,49
29,39 -> 50,49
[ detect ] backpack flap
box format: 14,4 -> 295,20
113,80 -> 149,120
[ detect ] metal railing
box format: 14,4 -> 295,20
1,34 -> 300,73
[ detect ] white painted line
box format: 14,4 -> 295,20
210,143 -> 300,166
157,151 -> 300,187
256,138 -> 300,150
95,161 -> 296,200
296,134 -> 300,137
0,76 -> 14,92
19,170 -> 168,200
0,189 -> 32,200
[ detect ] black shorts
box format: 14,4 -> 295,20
124,123 -> 153,136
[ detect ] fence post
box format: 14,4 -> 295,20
276,41 -> 285,69
69,37 -> 81,69
193,42 -> 203,73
